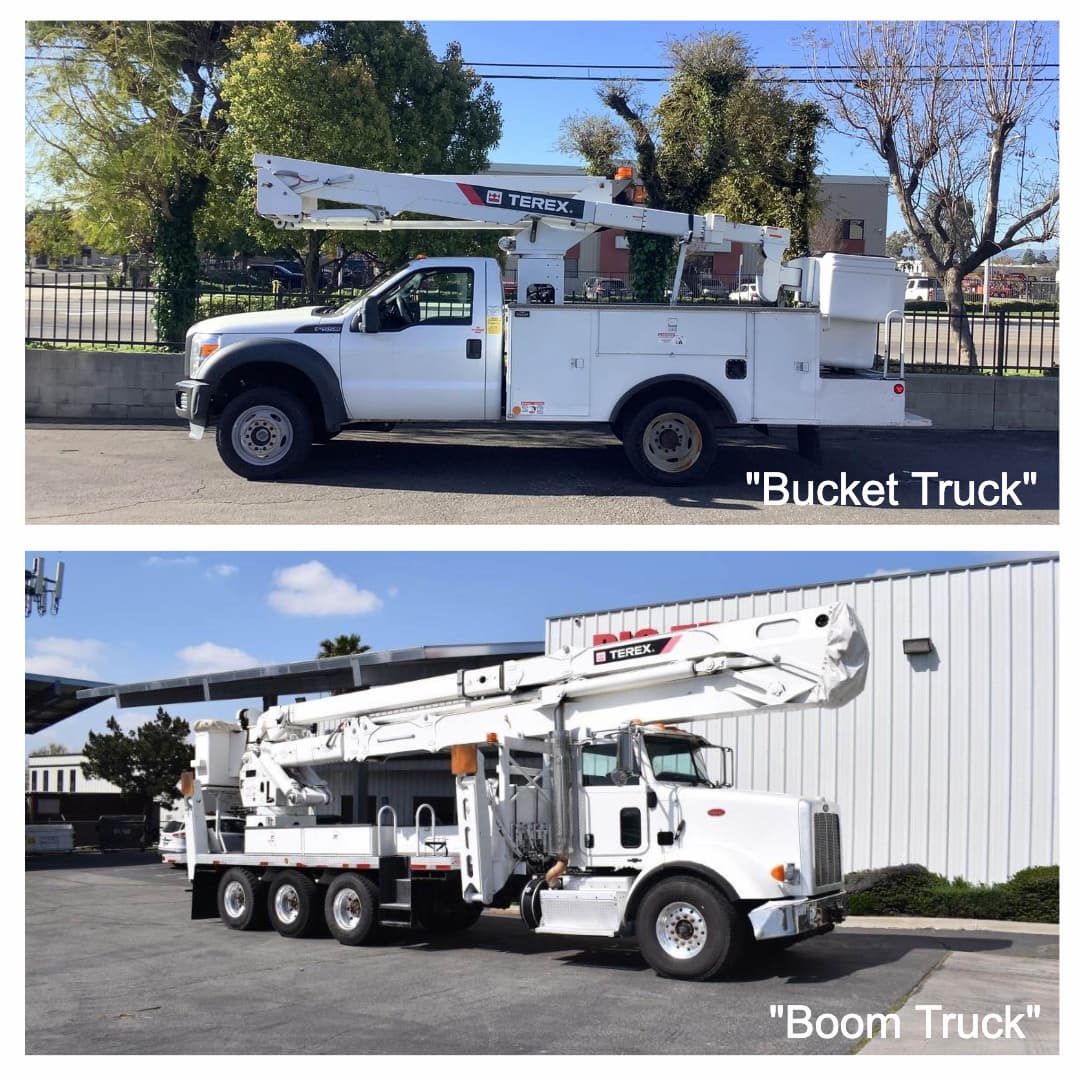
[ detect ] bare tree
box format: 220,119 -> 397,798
805,22 -> 1058,367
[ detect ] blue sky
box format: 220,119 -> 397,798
423,20 -> 1060,239
25,550 -> 1048,754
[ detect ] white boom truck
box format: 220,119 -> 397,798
186,602 -> 867,980
175,153 -> 927,485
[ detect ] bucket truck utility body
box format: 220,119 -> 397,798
186,602 -> 867,980
175,154 -> 928,485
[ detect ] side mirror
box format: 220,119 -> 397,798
609,730 -> 637,786
362,296 -> 381,333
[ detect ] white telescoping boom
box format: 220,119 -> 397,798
253,153 -> 797,305
187,601 -> 868,980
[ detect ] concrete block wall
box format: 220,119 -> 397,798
26,349 -> 185,421
904,373 -> 1058,431
25,349 -> 1058,431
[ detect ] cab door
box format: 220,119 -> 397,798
577,742 -> 650,865
339,265 -> 487,420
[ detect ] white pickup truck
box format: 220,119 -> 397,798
176,251 -> 920,485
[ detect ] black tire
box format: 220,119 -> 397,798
215,386 -> 313,480
324,873 -> 379,946
217,868 -> 268,931
635,876 -> 749,980
416,898 -> 484,936
267,870 -> 321,937
622,396 -> 718,485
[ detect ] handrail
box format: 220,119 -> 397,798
375,804 -> 397,856
883,309 -> 906,379
415,802 -> 436,855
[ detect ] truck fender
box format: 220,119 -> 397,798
609,375 -> 737,432
198,338 -> 347,433
622,861 -> 745,929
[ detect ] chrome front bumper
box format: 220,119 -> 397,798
749,890 -> 846,941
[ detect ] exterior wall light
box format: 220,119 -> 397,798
902,637 -> 934,656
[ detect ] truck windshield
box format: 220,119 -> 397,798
644,735 -> 713,786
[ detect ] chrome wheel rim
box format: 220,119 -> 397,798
223,881 -> 247,919
642,413 -> 702,473
332,888 -> 363,931
274,883 -> 301,924
655,901 -> 708,959
232,405 -> 293,466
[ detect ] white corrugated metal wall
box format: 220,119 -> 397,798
545,558 -> 1058,884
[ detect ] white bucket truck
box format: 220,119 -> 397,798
174,154 -> 927,485
186,601 -> 867,980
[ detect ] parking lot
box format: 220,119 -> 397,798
25,422 -> 1058,524
26,854 -> 1059,1055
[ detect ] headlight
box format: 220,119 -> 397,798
190,333 -> 222,376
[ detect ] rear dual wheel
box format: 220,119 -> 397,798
268,870 -> 323,937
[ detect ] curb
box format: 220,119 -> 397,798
842,915 -> 1058,936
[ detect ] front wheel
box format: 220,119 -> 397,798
215,386 -> 313,480
635,876 -> 749,980
621,397 -> 718,485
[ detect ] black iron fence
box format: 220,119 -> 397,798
879,308 -> 1059,374
27,270 -> 1058,373
25,270 -> 361,351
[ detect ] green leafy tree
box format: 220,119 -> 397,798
1034,250 -> 1049,264
1021,248 -> 1035,265
562,33 -> 824,301
27,22 -> 244,343
82,708 -> 191,822
207,22 -> 395,299
886,230 -> 913,260
805,21 -> 1058,367
317,634 -> 371,658
25,207 -> 81,267
29,742 -> 70,757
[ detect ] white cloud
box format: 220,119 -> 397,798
207,563 -> 239,578
867,567 -> 914,578
386,585 -> 399,598
177,642 -> 259,673
268,561 -> 383,617
145,555 -> 199,567
25,637 -> 106,680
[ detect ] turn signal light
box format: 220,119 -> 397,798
770,864 -> 786,881
199,342 -> 219,359
486,732 -> 498,743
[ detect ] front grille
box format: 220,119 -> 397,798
813,812 -> 842,889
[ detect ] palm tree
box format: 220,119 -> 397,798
317,634 -> 370,658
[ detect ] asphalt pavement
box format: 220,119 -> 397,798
25,854 -> 1059,1055
25,422 -> 1058,525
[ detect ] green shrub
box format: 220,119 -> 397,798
196,294 -> 277,320
844,863 -> 1058,922
1002,866 -> 1058,922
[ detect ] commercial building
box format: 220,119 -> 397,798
546,556 -> 1058,884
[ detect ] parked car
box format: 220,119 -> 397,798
159,814 -> 244,866
699,277 -> 728,299
728,281 -> 761,302
583,277 -> 630,301
248,262 -> 306,289
905,276 -> 945,302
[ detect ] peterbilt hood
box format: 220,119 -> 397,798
189,305 -> 339,337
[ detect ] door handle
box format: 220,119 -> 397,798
466,339 -> 482,359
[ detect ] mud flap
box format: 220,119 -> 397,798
190,867 -> 219,919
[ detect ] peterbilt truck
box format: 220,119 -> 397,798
185,601 -> 867,980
